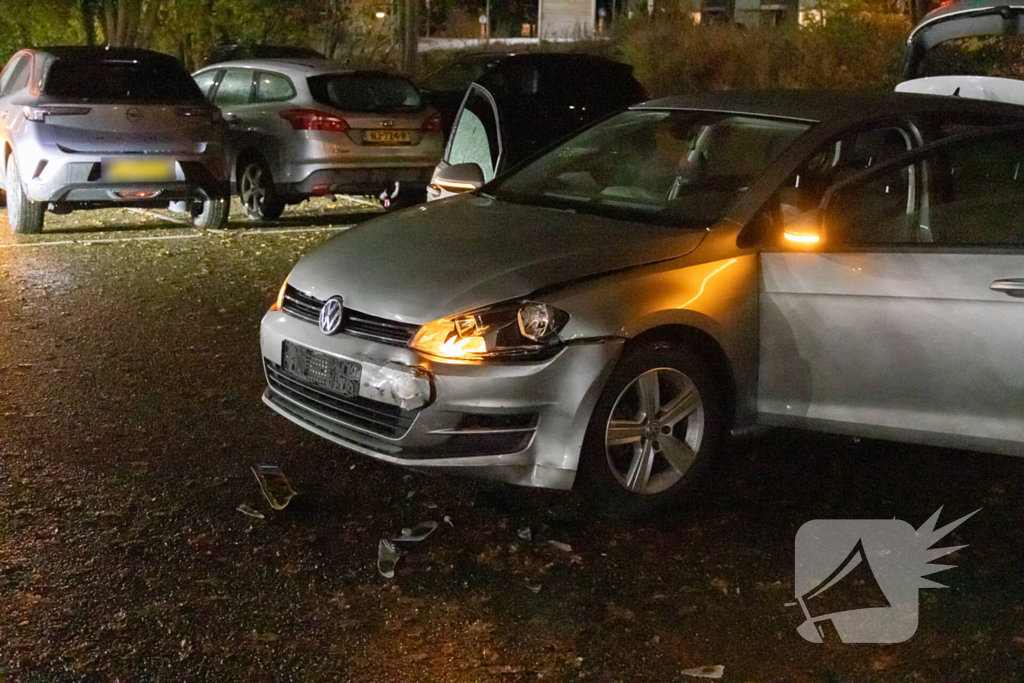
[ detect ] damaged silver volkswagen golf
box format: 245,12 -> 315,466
262,91 -> 1024,515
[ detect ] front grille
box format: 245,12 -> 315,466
280,285 -> 419,346
281,286 -> 322,323
265,360 -> 415,439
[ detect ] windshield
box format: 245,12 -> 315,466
307,73 -> 424,113
43,56 -> 205,103
491,110 -> 811,227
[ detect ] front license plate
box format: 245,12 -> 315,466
365,129 -> 412,145
102,157 -> 175,182
282,341 -> 362,398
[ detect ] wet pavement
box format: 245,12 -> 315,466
0,198 -> 1021,681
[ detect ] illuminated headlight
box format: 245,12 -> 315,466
410,302 -> 569,361
269,276 -> 289,311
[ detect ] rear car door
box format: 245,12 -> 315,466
212,67 -> 256,131
759,126 -> 1024,455
0,54 -> 33,188
0,55 -> 31,135
248,70 -> 298,170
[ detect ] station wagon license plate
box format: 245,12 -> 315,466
102,157 -> 175,182
365,129 -> 412,144
282,341 -> 361,398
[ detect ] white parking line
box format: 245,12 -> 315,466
0,233 -> 205,248
0,224 -> 351,248
234,225 -> 352,236
126,208 -> 191,225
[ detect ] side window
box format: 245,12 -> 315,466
0,56 -> 30,97
780,127 -> 913,225
254,71 -> 295,103
921,131 -> 1024,246
822,164 -> 916,244
193,69 -> 221,99
213,68 -> 254,106
447,87 -> 501,182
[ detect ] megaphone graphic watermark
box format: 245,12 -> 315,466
789,507 -> 978,643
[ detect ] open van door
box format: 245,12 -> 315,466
897,0 -> 1024,105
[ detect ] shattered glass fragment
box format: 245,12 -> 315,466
251,464 -> 298,510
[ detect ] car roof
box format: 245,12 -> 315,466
36,46 -> 177,60
480,52 -> 632,70
194,59 -> 408,79
638,89 -> 1024,123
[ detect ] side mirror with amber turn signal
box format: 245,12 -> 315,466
431,162 -> 485,194
782,209 -> 824,248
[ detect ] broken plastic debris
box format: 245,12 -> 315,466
378,539 -> 399,578
422,501 -> 438,509
360,362 -> 431,410
393,521 -> 438,542
236,504 -> 265,519
517,527 -> 532,541
525,582 -> 542,593
548,540 -> 572,552
444,515 -> 454,527
251,465 -> 297,510
681,665 -> 724,679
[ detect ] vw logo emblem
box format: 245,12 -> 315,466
319,296 -> 344,335
125,108 -> 143,122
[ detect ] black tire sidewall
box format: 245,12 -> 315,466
240,158 -> 283,221
7,155 -> 43,235
576,342 -> 726,517
7,156 -> 20,230
191,197 -> 229,229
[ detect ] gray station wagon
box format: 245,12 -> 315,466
192,59 -> 444,219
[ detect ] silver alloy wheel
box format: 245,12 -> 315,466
240,163 -> 267,216
605,367 -> 705,495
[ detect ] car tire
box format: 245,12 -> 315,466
575,341 -> 726,518
190,196 -> 229,230
6,155 -> 45,235
239,157 -> 285,221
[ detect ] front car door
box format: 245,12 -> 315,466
759,125 -> 1024,455
428,84 -> 501,201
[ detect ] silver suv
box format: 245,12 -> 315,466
0,47 -> 230,234
191,59 -> 444,219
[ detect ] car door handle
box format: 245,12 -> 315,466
989,278 -> 1024,297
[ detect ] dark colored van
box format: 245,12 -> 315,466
427,53 -> 648,201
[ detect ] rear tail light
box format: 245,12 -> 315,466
421,112 -> 442,133
23,106 -> 91,122
279,108 -> 349,133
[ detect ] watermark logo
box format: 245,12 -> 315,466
790,507 -> 978,644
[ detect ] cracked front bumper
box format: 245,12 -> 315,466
260,309 -> 623,490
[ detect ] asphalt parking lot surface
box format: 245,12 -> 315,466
0,198 -> 1021,682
